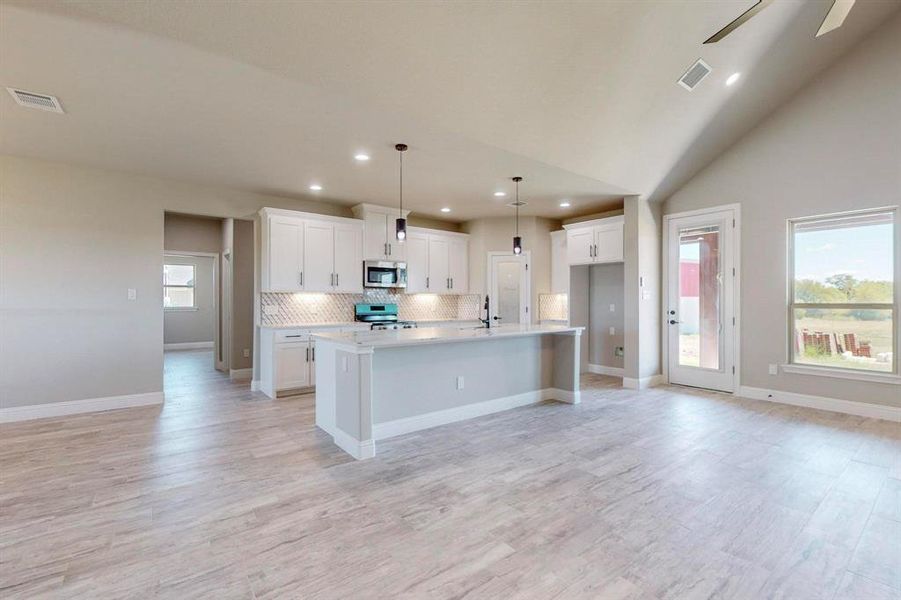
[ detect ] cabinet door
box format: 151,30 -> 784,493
276,342 -> 311,389
427,237 -> 450,293
594,223 -> 624,263
333,224 -> 363,292
309,341 -> 316,386
303,221 -> 335,292
566,228 -> 594,266
269,216 -> 304,291
448,238 -> 468,293
363,212 -> 388,260
405,232 -> 430,293
387,235 -> 406,262
550,230 -> 569,293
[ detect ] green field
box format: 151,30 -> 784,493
795,315 -> 893,372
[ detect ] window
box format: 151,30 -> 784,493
788,208 -> 896,376
163,263 -> 196,309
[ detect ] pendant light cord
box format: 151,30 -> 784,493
399,150 -> 403,215
515,178 -> 519,235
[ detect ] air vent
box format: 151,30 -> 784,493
677,59 -> 712,91
6,88 -> 64,113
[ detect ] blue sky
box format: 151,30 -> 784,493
795,223 -> 893,283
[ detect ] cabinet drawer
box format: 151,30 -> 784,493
275,330 -> 311,343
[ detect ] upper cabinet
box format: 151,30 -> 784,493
352,204 -> 410,261
405,227 -> 469,294
564,215 -> 624,266
261,208 -> 363,293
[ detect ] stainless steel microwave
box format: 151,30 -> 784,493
363,260 -> 407,289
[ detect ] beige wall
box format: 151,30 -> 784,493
461,216 -> 561,323
661,13 -> 901,407
231,219 -> 254,370
0,155 -> 374,408
589,263 -> 625,369
164,213 -> 223,254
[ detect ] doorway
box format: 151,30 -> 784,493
488,252 -> 531,325
664,205 -> 739,392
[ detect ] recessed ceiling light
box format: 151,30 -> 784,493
494,191 -> 506,197
440,207 -> 451,213
559,201 -> 571,208
309,184 -> 322,191
726,72 -> 741,86
354,153 -> 370,161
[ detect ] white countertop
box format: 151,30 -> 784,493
260,319 -> 481,330
313,323 -> 583,350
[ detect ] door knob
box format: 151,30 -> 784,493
669,319 -> 679,325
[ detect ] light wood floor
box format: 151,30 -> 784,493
1,350 -> 899,599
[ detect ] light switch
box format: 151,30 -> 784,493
609,304 -> 615,312
768,364 -> 778,375
456,376 -> 464,390
609,327 -> 615,336
243,349 -> 250,358
127,288 -> 137,300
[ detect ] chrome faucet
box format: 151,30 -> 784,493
480,295 -> 491,329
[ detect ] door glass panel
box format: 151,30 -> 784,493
496,260 -> 521,324
678,226 -> 720,369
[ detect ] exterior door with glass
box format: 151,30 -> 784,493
666,208 -> 736,392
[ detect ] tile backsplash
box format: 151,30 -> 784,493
538,293 -> 569,321
261,291 -> 481,326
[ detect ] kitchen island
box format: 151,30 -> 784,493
313,324 -> 583,459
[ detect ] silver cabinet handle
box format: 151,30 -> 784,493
335,273 -> 339,287
311,346 -> 315,361
299,271 -> 304,286
450,278 -> 453,289
426,276 -> 430,289
388,243 -> 392,256
285,334 -> 303,338
305,347 -> 310,362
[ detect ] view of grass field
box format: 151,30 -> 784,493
794,314 -> 893,372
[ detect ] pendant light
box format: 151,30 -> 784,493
395,143 -> 408,241
511,176 -> 523,255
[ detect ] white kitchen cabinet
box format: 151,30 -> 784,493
428,237 -> 450,293
353,204 -> 410,261
563,216 -> 624,266
550,230 -> 569,293
405,232 -> 430,293
261,208 -> 363,293
276,341 -> 312,389
267,216 -> 305,291
448,238 -> 468,293
303,221 -> 334,292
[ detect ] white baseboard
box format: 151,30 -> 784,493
588,364 -> 624,377
250,379 -> 261,392
163,341 -> 214,351
229,368 -> 253,381
738,386 -> 900,422
333,428 -> 376,460
622,374 -> 664,390
372,388 -> 574,441
0,391 -> 164,423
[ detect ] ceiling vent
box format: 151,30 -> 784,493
6,88 -> 64,113
677,59 -> 712,91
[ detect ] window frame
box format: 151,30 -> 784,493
163,263 -> 197,311
785,206 -> 899,382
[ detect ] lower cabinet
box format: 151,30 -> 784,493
275,340 -> 314,390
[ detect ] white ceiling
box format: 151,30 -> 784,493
1,1 -> 898,221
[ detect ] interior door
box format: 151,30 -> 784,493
427,237 -> 449,293
666,209 -> 736,392
405,232 -> 429,293
489,254 -> 530,325
448,238 -> 468,293
333,224 -> 362,292
269,216 -> 304,291
566,228 -> 595,265
303,221 -> 335,291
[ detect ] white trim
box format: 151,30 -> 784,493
623,374 -> 664,390
372,388 -> 574,441
0,392 -> 164,423
163,341 -> 214,351
662,203 -> 741,394
407,225 -> 470,239
780,364 -> 901,385
250,379 -> 261,392
738,386 -> 900,422
588,363 -> 624,377
229,368 -> 253,381
265,206 -> 370,227
562,214 -> 624,231
332,428 -> 376,460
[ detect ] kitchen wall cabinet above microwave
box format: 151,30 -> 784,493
260,208 -> 363,293
405,228 -> 469,294
563,215 -> 624,266
352,203 -> 411,262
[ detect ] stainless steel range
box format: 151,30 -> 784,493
354,303 -> 417,331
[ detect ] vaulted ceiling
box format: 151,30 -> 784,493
1,0 -> 897,220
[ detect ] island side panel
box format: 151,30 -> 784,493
551,331 -> 581,404
314,340 -> 337,436
333,348 -> 375,460
371,335 -> 553,428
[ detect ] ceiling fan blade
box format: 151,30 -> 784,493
816,0 -> 856,37
704,0 -> 774,44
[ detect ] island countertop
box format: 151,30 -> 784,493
312,323 -> 583,350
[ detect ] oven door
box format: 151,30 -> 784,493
364,261 -> 407,288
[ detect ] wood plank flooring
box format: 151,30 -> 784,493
1,350 -> 899,599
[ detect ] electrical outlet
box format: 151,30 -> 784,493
609,326 -> 615,336
243,348 -> 250,358
456,376 -> 464,390
263,305 -> 280,316
127,288 -> 137,300
609,304 -> 615,312
768,364 -> 778,375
